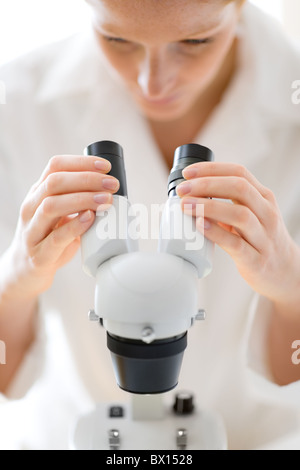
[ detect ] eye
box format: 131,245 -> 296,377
102,35 -> 138,52
104,36 -> 129,44
101,35 -> 137,52
181,38 -> 212,46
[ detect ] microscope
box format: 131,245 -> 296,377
71,141 -> 227,450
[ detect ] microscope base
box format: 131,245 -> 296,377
71,394 -> 227,451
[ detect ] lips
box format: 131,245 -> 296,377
138,92 -> 181,107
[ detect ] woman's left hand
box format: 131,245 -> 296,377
177,162 -> 300,306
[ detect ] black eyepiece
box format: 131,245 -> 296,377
168,143 -> 214,197
85,140 -> 128,197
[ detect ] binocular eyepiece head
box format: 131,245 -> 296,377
84,141 -> 213,395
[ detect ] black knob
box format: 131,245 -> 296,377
173,392 -> 195,415
109,406 -> 124,419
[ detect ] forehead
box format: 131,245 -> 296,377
90,0 -> 232,39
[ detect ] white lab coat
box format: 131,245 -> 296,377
0,3 -> 300,450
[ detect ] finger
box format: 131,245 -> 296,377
177,176 -> 269,225
33,210 -> 95,266
181,197 -> 266,252
25,171 -> 119,220
26,192 -> 113,246
38,155 -> 112,185
55,238 -> 82,268
182,162 -> 269,197
196,217 -> 260,265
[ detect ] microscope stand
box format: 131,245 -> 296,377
71,393 -> 227,450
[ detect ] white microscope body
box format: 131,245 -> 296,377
71,142 -> 227,450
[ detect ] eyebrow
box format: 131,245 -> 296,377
97,21 -> 223,42
181,22 -> 225,39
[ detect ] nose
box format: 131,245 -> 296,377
137,49 -> 176,100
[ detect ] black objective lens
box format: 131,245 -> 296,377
107,333 -> 187,394
85,140 -> 128,197
168,143 -> 214,197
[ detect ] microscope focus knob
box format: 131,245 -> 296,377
173,392 -> 195,415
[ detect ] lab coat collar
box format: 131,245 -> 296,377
195,3 -> 300,171
36,29 -> 105,103
240,3 -> 300,126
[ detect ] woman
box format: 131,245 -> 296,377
0,0 -> 299,449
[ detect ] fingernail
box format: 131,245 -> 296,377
102,178 -> 120,191
183,167 -> 197,179
80,210 -> 93,223
93,193 -> 112,205
177,181 -> 192,196
95,159 -> 111,172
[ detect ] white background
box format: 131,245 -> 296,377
0,0 -> 297,66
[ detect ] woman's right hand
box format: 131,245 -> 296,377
6,154 -> 120,300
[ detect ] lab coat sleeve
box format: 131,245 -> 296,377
245,295 -> 300,406
0,143 -> 46,402
245,204 -> 300,408
244,158 -> 300,405
0,310 -> 46,402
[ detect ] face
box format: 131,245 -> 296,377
87,0 -> 242,122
